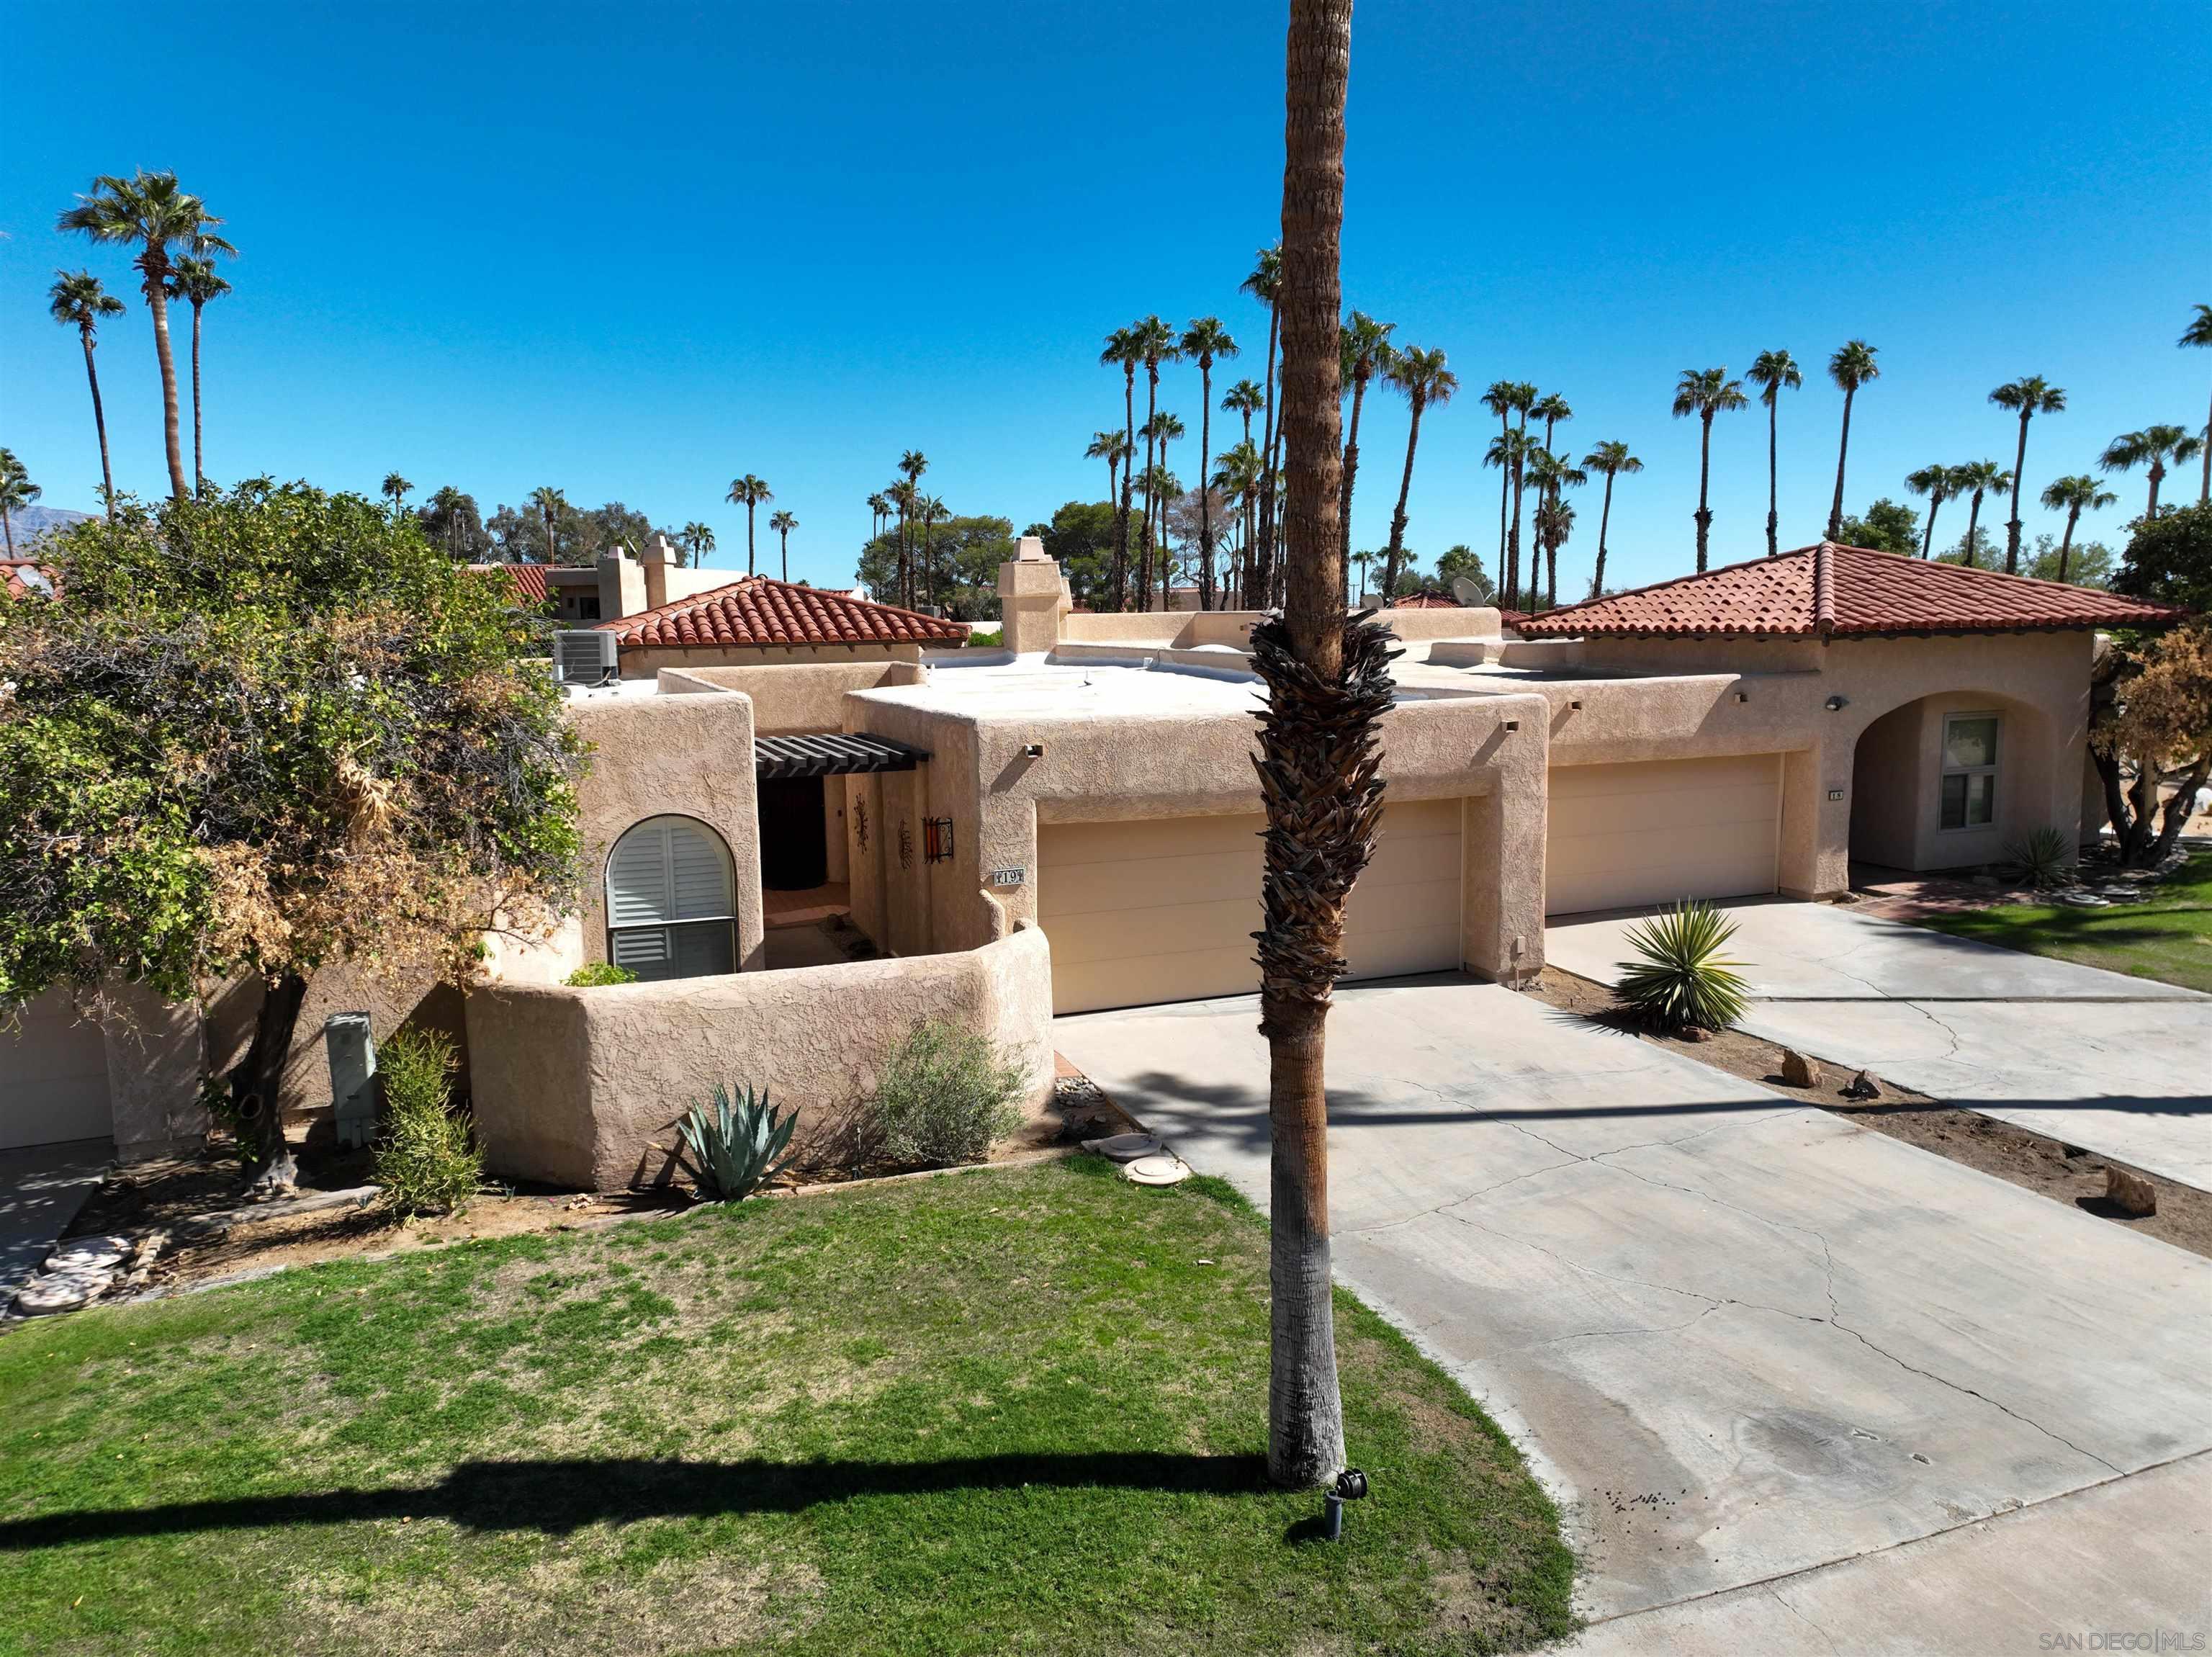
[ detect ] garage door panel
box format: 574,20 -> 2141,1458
1039,848 -> 1259,919
1361,827 -> 1464,886
1343,877 -> 1457,935
1372,796 -> 1461,835
1052,948 -> 1259,1014
1344,923 -> 1463,980
1046,894 -> 1262,966
1040,814 -> 1262,866
2,991 -> 113,1151
1547,755 -> 1780,917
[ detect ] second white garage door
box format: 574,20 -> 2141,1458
1546,753 -> 1781,916
1,991 -> 114,1151
1040,798 -> 1464,1015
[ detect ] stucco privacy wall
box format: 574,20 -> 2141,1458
565,690 -> 767,972
620,640 -> 926,679
464,926 -> 1056,1190
652,662 -> 927,733
1053,606 -> 1501,651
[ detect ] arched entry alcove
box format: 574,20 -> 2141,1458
1849,691 -> 2056,874
605,814 -> 739,979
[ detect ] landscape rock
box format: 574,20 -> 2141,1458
1841,1070 -> 1881,1100
2108,1167 -> 2158,1218
12,1265 -> 116,1317
45,1235 -> 130,1272
1681,1025 -> 1715,1043
1778,1048 -> 1822,1088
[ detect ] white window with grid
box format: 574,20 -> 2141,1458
1939,713 -> 2000,831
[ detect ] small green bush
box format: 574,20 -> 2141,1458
963,629 -> 1003,649
2006,826 -> 2077,890
565,961 -> 639,987
1614,899 -> 1751,1033
677,1082 -> 799,1201
372,1029 -> 483,1216
871,1020 -> 1025,1167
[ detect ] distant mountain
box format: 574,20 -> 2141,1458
3,505 -> 93,547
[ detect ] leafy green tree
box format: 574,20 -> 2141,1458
2182,303 -> 2212,506
1904,464 -> 1954,559
1746,350 -> 1801,557
418,487 -> 491,560
48,271 -> 127,519
1936,524 -> 2000,569
2101,426 -> 2203,521
1434,544 -> 1493,603
166,254 -> 233,493
1835,497 -> 1920,555
1032,500 -> 1125,610
57,171 -> 233,502
0,484 -> 586,1187
1673,367 -> 1748,572
1824,340 -> 1881,541
856,513 -> 1015,620
1581,440 -> 1641,597
2038,475 -> 2117,584
2021,533 -> 2113,588
2113,500 -> 2212,611
1377,345 -> 1455,599
0,450 -> 40,557
1989,377 -> 2067,572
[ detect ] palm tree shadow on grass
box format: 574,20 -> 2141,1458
0,1453 -> 1273,1550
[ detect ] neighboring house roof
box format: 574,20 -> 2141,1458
469,562 -> 551,604
1390,591 -> 1462,609
1514,542 -> 2182,639
1,560 -> 58,600
595,575 -> 969,648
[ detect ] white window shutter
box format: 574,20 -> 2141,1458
668,824 -> 733,921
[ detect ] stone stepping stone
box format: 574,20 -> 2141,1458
45,1236 -> 131,1272
12,1265 -> 116,1317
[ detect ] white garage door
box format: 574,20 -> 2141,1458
1,990 -> 114,1150
1040,797 -> 1464,1015
1546,754 -> 1781,917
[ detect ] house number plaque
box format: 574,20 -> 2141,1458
989,867 -> 1025,888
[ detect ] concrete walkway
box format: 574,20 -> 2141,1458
1053,977 -> 2212,1639
1547,899 -> 2212,1193
0,1139 -> 111,1301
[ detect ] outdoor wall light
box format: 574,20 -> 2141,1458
1323,1467 -> 1370,1542
1825,695 -> 1850,711
1022,742 -> 1046,758
1568,699 -> 1583,710
923,817 -> 954,864
1735,691 -> 1750,703
1503,719 -> 1520,732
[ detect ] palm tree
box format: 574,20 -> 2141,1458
2038,475 -> 2116,584
886,479 -> 920,605
48,271 -> 126,520
1988,377 -> 2067,574
919,497 -> 950,606
1256,0 -> 1372,1490
381,473 -> 413,518
527,485 -> 569,563
1239,247 -> 1284,605
866,492 -> 891,559
1531,392 -> 1573,457
1902,464 -> 1953,558
0,450 -> 39,558
2102,425 -> 2204,521
725,475 -> 773,579
1581,441 -> 1642,598
1223,378 -> 1264,449
1213,438 -> 1264,604
1085,428 -> 1131,516
166,254 -> 233,493
1504,382 -> 1539,603
57,171 -> 233,502
2183,303 -> 2212,504
1673,367 -> 1748,572
1745,349 -> 1801,557
1479,380 -> 1518,573
1334,311 -> 1395,602
768,509 -> 798,581
1524,448 -> 1587,607
1949,459 -> 2010,567
1824,340 -> 1881,540
1131,318 -> 1180,609
1100,325 -> 1145,610
680,520 -> 716,567
428,485 -> 475,557
1180,317 -> 1240,610
1484,428 -> 1532,608
1376,346 -> 1455,601
1142,410 -> 1185,609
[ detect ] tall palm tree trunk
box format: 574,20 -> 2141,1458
1199,365 -> 1217,611
1826,388 -> 1856,541
1961,492 -> 1984,568
747,503 -> 758,578
189,298 -> 206,493
1920,495 -> 1942,559
1256,305 -> 1282,607
1763,398 -> 1779,557
1380,395 -> 1424,598
1140,367 -> 1161,611
2004,412 -> 2031,575
2058,505 -> 2081,583
79,329 -> 117,521
1506,458 -> 1526,608
1338,377 -> 1367,601
2145,463 -> 2164,521
1115,366 -> 1138,611
1593,472 -> 1616,597
145,275 -> 190,502
1496,408 -> 1511,574
2,511 -> 13,557
1254,0 -> 1380,1493
1695,413 -> 1715,572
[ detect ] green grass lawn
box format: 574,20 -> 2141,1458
1915,848 -> 2212,992
0,1159 -> 1573,1657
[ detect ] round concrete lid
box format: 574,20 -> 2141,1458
1124,1154 -> 1191,1187
1084,1133 -> 1162,1163
47,1236 -> 130,1272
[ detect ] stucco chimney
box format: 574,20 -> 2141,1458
640,533 -> 674,611
998,540 -> 1070,654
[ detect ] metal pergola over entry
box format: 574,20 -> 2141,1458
753,732 -> 930,780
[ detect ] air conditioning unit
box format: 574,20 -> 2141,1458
553,629 -> 621,687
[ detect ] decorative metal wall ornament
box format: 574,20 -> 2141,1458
853,799 -> 870,852
897,819 -> 914,870
923,817 -> 955,864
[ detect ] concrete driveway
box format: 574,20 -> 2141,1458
1053,977 -> 2212,1640
1547,899 -> 2212,1193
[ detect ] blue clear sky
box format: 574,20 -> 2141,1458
4,1 -> 2206,593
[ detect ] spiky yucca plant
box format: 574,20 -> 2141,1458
2006,826 -> 2077,890
1615,900 -> 1750,1033
678,1082 -> 799,1201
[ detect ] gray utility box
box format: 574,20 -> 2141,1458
324,1012 -> 379,1150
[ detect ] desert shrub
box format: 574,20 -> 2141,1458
871,1019 -> 1025,1167
372,1029 -> 483,1215
2006,826 -> 2077,890
676,1082 -> 799,1201
1614,900 -> 1750,1033
963,629 -> 1004,649
565,961 -> 639,987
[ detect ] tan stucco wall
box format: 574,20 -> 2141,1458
1847,691 -> 2060,871
565,691 -> 767,972
1053,606 -> 1500,652
654,662 -> 928,734
620,641 -> 925,680
464,925 -> 1056,1190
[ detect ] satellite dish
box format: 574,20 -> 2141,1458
1450,576 -> 1488,607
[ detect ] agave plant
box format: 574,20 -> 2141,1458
2005,826 -> 2077,891
1614,900 -> 1750,1033
677,1082 -> 799,1201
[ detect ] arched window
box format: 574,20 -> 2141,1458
605,815 -> 737,981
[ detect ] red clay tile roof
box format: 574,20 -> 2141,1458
1390,591 -> 1462,609
597,575 -> 968,649
1514,542 -> 2183,639
469,562 -> 550,604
